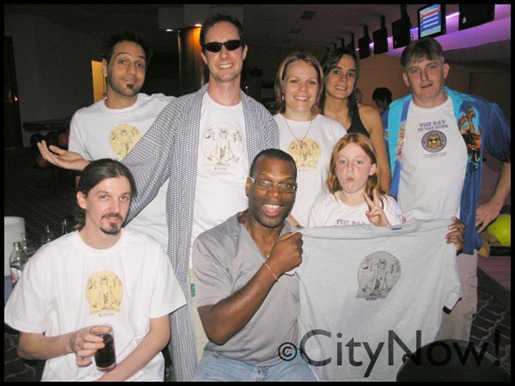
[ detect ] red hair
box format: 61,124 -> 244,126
327,133 -> 385,201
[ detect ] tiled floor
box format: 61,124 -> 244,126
470,286 -> 511,369
3,148 -> 511,381
478,255 -> 511,306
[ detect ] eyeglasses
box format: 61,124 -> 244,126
203,40 -> 243,53
249,177 -> 297,193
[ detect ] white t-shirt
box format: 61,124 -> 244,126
4,230 -> 186,381
275,113 -> 347,227
69,93 -> 174,248
398,97 -> 467,221
297,220 -> 462,381
308,191 -> 403,228
192,93 -> 248,253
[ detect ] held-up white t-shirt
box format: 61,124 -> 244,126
297,220 -> 462,381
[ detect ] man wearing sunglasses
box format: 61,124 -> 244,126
203,39 -> 244,53
191,149 -> 316,381
117,12 -> 280,382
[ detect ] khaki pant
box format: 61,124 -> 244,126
435,251 -> 478,341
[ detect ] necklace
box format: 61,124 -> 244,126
283,115 -> 314,144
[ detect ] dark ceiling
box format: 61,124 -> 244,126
5,4 -> 511,67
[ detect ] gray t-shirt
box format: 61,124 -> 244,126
192,213 -> 299,366
297,219 -> 462,381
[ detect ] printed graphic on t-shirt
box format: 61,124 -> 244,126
336,218 -> 367,227
288,138 -> 320,170
201,122 -> 243,170
422,130 -> 446,153
416,119 -> 450,159
86,271 -> 123,314
357,251 -> 401,300
109,124 -> 142,160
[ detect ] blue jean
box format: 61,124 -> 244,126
192,350 -> 317,381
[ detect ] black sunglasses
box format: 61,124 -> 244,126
203,40 -> 243,53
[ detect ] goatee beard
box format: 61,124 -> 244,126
101,223 -> 121,235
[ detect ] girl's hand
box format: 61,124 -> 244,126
364,191 -> 391,227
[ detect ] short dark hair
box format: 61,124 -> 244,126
101,32 -> 152,67
249,149 -> 297,180
75,159 -> 137,230
372,87 -> 392,105
400,37 -> 445,70
200,12 -> 246,52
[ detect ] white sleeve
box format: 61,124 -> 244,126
68,112 -> 91,160
307,199 -> 325,228
150,247 -> 186,318
4,250 -> 54,333
384,195 -> 404,226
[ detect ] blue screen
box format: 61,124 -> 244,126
418,4 -> 446,39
